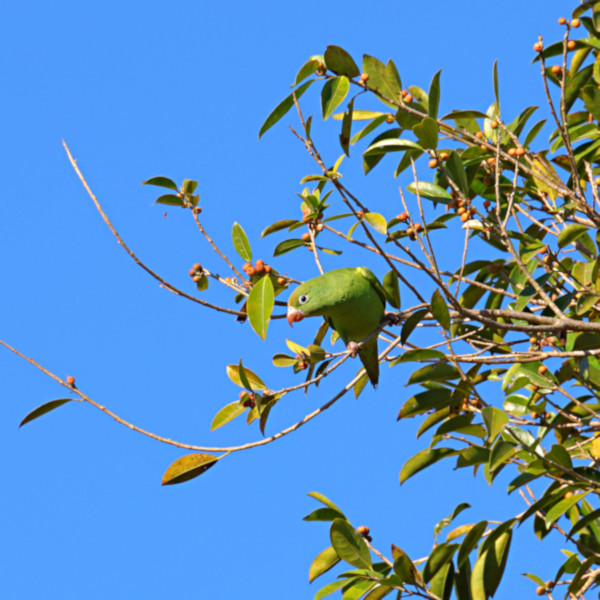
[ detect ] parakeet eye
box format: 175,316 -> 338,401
298,294 -> 309,305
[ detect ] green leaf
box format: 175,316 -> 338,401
272,353 -> 297,367
304,507 -> 345,522
445,152 -> 469,197
406,181 -> 452,203
431,289 -> 450,330
294,58 -> 320,85
364,138 -> 423,155
558,224 -> 588,248
401,308 -> 428,344
407,363 -> 460,384
362,55 -> 402,104
481,406 -> 509,442
226,364 -> 266,390
400,447 -> 457,483
247,275 -> 275,340
231,222 -> 252,262
489,440 -> 517,472
330,519 -> 372,569
19,399 -> 73,427
321,76 -> 350,120
492,59 -> 500,107
273,238 -> 305,256
398,388 -> 454,419
155,194 -> 184,206
363,212 -> 387,234
259,80 -> 313,138
309,546 -> 341,583
340,99 -> 354,156
424,543 -> 459,583
545,492 -> 590,527
413,117 -> 438,149
261,219 -> 299,238
314,579 -> 347,600
428,70 -> 441,119
161,453 -> 218,485
435,503 -> 471,537
458,520 -> 488,567
307,491 -> 345,515
210,401 -> 246,431
142,176 -> 178,190
441,110 -> 487,121
383,270 -> 401,309
324,45 -> 359,77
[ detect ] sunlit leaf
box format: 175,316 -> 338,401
330,518 -> 372,569
161,453 -> 218,485
232,222 -> 252,262
247,275 -> 275,340
321,76 -> 350,120
259,80 -> 313,138
210,401 -> 246,431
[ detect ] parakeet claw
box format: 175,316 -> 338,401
384,311 -> 402,326
347,341 -> 360,358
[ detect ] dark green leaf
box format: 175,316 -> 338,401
401,308 -> 428,344
398,388 -> 454,419
19,399 -> 73,427
155,194 -> 184,206
259,80 -> 313,138
273,238 -> 305,256
428,70 -> 441,119
324,45 -> 360,77
431,289 -> 450,330
261,219 -> 299,238
424,544 -> 459,583
400,447 -> 457,483
294,59 -> 320,85
458,520 -> 488,567
142,176 -> 178,190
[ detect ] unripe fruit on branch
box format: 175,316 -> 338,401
428,158 -> 439,168
571,18 -> 580,27
66,375 -> 76,386
567,40 -> 576,50
533,41 -> 543,52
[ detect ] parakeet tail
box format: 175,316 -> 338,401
359,337 -> 379,388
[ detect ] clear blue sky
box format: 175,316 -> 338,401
1,2 -> 574,598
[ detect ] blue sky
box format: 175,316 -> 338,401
1,1 -> 576,598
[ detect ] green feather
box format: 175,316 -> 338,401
288,267 -> 386,387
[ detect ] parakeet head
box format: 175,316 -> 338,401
286,278 -> 327,326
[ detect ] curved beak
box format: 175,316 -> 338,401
287,306 -> 305,327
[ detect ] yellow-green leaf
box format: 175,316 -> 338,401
364,212 -> 387,234
309,546 -> 341,583
161,453 -> 218,485
232,222 -> 252,262
330,518 -> 372,569
247,276 -> 275,340
210,401 -> 246,431
226,364 -> 266,390
321,76 -> 350,120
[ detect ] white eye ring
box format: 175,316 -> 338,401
298,294 -> 309,305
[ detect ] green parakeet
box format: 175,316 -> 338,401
287,267 -> 386,387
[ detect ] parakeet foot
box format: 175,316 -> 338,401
384,311 -> 402,326
347,341 -> 360,358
